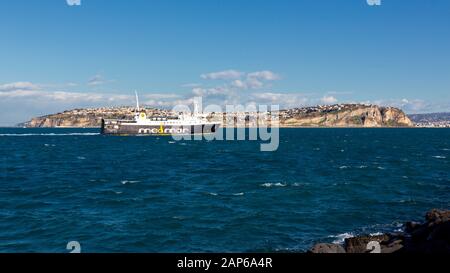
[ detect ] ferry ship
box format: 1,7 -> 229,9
101,92 -> 221,135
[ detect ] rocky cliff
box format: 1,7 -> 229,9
280,104 -> 413,127
19,107 -> 170,128
19,104 -> 414,128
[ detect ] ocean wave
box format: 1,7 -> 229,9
260,182 -> 287,188
432,155 -> 446,159
339,165 -> 350,169
233,192 -> 245,196
121,180 -> 141,185
328,232 -> 354,244
397,198 -> 417,204
0,133 -> 100,136
292,182 -> 309,187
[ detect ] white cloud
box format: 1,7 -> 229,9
0,82 -> 40,91
66,0 -> 81,6
250,92 -> 309,108
88,74 -> 106,86
386,99 -> 430,113
144,93 -> 181,100
247,71 -> 280,81
181,83 -> 202,88
245,77 -> 264,89
200,69 -> 243,80
192,87 -> 233,98
231,79 -> 246,89
0,89 -> 120,103
361,98 -> 450,114
321,95 -> 338,104
199,69 -> 280,90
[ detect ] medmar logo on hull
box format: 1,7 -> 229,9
101,92 -> 280,152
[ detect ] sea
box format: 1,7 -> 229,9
0,128 -> 449,252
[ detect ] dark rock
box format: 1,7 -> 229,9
382,240 -> 404,253
426,209 -> 450,223
309,243 -> 346,253
427,221 -> 450,241
311,209 -> 450,254
405,221 -> 421,233
344,234 -> 390,253
410,225 -> 429,242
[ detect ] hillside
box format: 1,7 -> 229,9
408,112 -> 450,127
19,104 -> 414,128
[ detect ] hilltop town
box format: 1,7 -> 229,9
408,112 -> 450,128
19,103 -> 415,128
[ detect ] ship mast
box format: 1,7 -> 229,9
135,90 -> 140,112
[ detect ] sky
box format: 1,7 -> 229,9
0,0 -> 450,125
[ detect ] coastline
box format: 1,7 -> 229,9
6,126 -> 450,129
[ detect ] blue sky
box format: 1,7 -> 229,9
1,0 -> 450,125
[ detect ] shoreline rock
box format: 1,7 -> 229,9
309,209 -> 450,253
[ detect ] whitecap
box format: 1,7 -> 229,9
328,232 -> 354,244
121,180 -> 141,185
77,156 -> 86,160
168,141 -> 176,144
398,199 -> 416,204
357,165 -> 368,169
233,192 -> 244,196
339,166 -> 350,169
207,192 -> 218,196
260,182 -> 287,188
292,182 -> 309,187
377,166 -> 386,170
432,155 -> 446,159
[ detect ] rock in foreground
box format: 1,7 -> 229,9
309,209 -> 450,253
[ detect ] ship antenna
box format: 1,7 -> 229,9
135,90 -> 140,112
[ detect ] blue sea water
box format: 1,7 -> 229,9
0,128 -> 449,253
